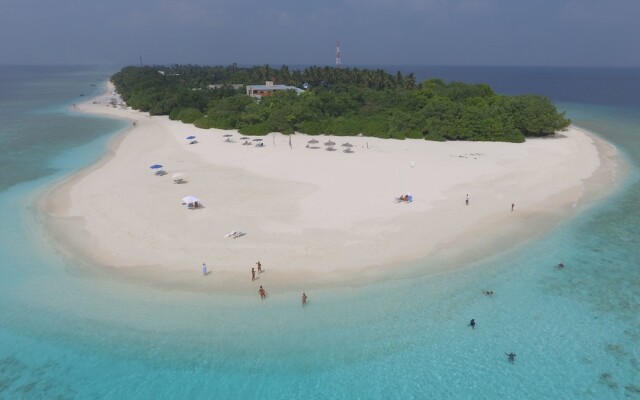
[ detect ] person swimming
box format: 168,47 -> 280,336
469,319 -> 476,329
505,352 -> 516,363
557,263 -> 565,269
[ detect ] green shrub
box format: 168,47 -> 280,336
171,108 -> 203,123
424,132 -> 446,142
239,123 -> 271,135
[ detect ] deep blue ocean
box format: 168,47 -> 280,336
0,65 -> 638,399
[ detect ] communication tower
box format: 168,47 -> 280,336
336,41 -> 342,68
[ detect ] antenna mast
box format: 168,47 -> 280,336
335,40 -> 341,68
139,55 -> 143,67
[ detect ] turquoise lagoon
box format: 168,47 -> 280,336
0,66 -> 638,399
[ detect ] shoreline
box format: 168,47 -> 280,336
38,83 -> 625,291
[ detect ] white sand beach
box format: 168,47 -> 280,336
41,84 -> 622,288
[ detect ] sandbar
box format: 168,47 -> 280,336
40,83 -> 623,290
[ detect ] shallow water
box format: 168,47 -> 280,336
0,66 -> 638,399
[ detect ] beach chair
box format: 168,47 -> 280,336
224,231 -> 246,239
155,169 -> 167,176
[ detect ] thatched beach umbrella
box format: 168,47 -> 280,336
252,138 -> 263,142
342,142 -> 354,153
308,139 -> 319,144
324,140 -> 336,146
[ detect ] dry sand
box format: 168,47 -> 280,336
40,83 -> 623,289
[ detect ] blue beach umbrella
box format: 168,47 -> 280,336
150,164 -> 163,169
186,136 -> 196,140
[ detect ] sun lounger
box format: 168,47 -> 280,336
224,231 -> 246,239
155,169 -> 167,176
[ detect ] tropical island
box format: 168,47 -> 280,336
111,65 -> 570,142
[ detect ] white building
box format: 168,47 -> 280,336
246,81 -> 304,99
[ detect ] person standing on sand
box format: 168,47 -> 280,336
256,261 -> 262,274
202,263 -> 207,276
466,194 -> 469,206
259,286 -> 267,299
302,293 -> 308,306
251,267 -> 256,281
511,203 -> 515,212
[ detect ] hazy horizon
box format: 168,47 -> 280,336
1,63 -> 639,70
1,0 -> 639,67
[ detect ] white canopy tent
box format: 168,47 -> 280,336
182,195 -> 201,209
173,173 -> 185,183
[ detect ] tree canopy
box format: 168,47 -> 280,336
111,65 -> 570,142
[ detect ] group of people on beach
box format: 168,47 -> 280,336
252,261 -> 308,306
251,261 -> 263,281
202,260 -> 307,305
465,193 -> 515,212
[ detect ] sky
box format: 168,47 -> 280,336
0,0 -> 639,67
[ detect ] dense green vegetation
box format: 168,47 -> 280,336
111,65 -> 570,142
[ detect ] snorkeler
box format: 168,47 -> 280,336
505,352 -> 516,363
